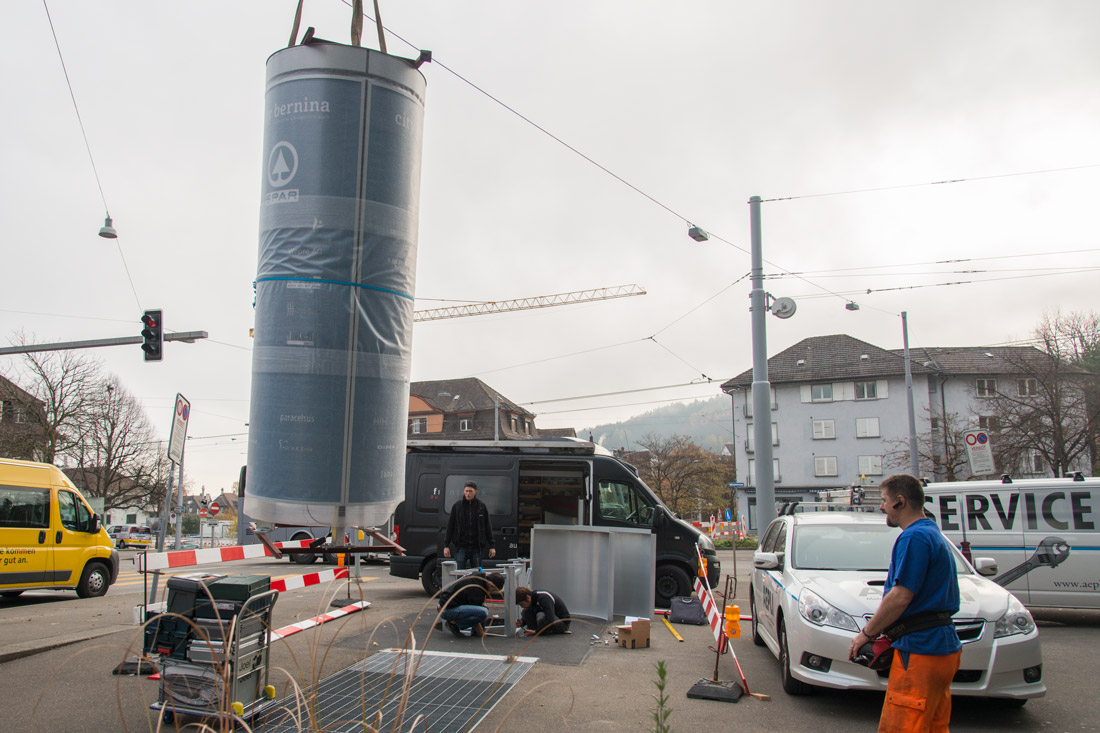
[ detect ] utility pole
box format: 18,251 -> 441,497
749,195 -> 776,531
902,312 -> 921,478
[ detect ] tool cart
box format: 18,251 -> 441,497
145,573 -> 281,726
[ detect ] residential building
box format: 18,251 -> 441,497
721,335 -> 1091,531
407,378 -> 538,440
0,375 -> 46,460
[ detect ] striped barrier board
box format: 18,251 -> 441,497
693,575 -> 723,644
269,600 -> 370,641
270,566 -> 348,593
139,539 -> 314,571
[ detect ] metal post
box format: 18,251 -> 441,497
749,195 -> 776,530
494,394 -> 500,441
157,464 -> 175,552
902,312 -> 920,478
174,457 -> 185,550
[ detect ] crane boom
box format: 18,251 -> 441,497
413,284 -> 646,322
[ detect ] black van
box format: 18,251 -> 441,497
389,439 -> 721,607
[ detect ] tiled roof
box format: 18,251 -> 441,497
410,378 -> 534,417
722,336 -> 1087,391
721,335 -> 932,390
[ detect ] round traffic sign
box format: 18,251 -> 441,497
209,502 -> 220,516
199,508 -> 208,518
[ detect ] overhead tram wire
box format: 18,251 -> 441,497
346,4 -> 1098,318
41,0 -> 142,312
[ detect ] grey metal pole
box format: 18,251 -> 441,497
902,312 -> 920,477
749,195 -> 776,531
174,456 -> 185,549
494,394 -> 500,441
157,464 -> 175,552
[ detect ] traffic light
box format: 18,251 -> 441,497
140,309 -> 163,362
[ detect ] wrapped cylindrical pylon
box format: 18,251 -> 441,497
246,43 -> 426,527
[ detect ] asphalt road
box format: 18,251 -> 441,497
0,548 -> 1097,731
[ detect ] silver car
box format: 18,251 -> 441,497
750,510 -> 1046,706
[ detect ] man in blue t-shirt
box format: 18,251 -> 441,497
848,474 -> 962,732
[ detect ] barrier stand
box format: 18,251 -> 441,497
685,546 -> 769,703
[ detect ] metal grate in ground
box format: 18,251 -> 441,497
258,649 -> 538,732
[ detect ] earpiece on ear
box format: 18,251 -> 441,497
893,500 -> 904,509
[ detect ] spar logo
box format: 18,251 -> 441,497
266,141 -> 299,204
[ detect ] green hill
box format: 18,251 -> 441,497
579,395 -> 733,453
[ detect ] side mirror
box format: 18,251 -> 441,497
653,507 -> 666,528
753,551 -> 781,570
973,557 -> 998,577
89,513 -> 100,533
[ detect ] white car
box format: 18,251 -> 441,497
750,508 -> 1046,706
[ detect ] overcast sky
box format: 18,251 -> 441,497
3,1 -> 1099,495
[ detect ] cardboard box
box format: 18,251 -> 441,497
616,618 -> 651,649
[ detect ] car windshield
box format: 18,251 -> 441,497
792,523 -> 971,573
792,524 -> 900,571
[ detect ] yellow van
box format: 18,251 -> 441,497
0,458 -> 119,599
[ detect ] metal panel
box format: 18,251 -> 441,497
610,528 -> 656,619
258,650 -> 535,733
530,525 -> 613,620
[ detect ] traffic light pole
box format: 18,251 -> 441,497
0,331 -> 208,355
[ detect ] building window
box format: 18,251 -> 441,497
855,417 -> 880,438
975,379 -> 996,398
930,417 -> 941,431
459,418 -> 472,432
510,416 -> 518,432
858,455 -> 883,476
814,456 -> 838,477
854,381 -> 878,400
126,512 -> 138,524
524,420 -> 531,435
747,458 -> 781,483
1017,378 -> 1038,397
978,415 -> 999,432
744,387 -> 777,417
812,419 -> 835,440
811,384 -> 833,402
409,417 -> 427,434
1019,450 -> 1043,474
746,423 -> 779,452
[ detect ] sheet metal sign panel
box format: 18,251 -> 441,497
168,393 -> 190,463
964,430 -> 995,476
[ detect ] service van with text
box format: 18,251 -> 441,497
922,474 -> 1098,609
0,458 -> 119,599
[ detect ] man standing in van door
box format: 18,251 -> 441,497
848,474 -> 962,733
444,480 -> 496,569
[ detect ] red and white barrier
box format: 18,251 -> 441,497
139,539 -> 314,572
269,600 -> 370,640
693,575 -> 723,644
270,566 -> 348,593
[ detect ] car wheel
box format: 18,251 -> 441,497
76,562 -> 111,598
290,533 -> 318,564
117,540 -> 126,549
654,564 -> 691,608
750,591 -> 765,647
778,618 -> 814,695
421,556 -> 441,596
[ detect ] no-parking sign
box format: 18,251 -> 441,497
964,429 -> 995,476
168,393 -> 191,463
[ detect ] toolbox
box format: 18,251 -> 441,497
187,634 -> 262,665
209,574 -> 270,602
166,573 -> 227,617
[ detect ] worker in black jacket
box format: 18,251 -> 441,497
443,481 -> 496,569
438,571 -> 505,637
516,586 -> 572,636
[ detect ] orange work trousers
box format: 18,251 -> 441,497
878,650 -> 962,733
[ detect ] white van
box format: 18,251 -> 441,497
922,475 -> 1098,610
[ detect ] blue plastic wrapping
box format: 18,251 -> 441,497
246,44 -> 426,527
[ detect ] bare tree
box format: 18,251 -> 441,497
635,434 -> 729,518
3,334 -> 100,463
987,316 -> 1098,477
67,375 -> 168,512
885,408 -> 972,481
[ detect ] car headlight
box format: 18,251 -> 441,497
798,589 -> 859,632
697,534 -> 715,552
994,595 -> 1035,638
